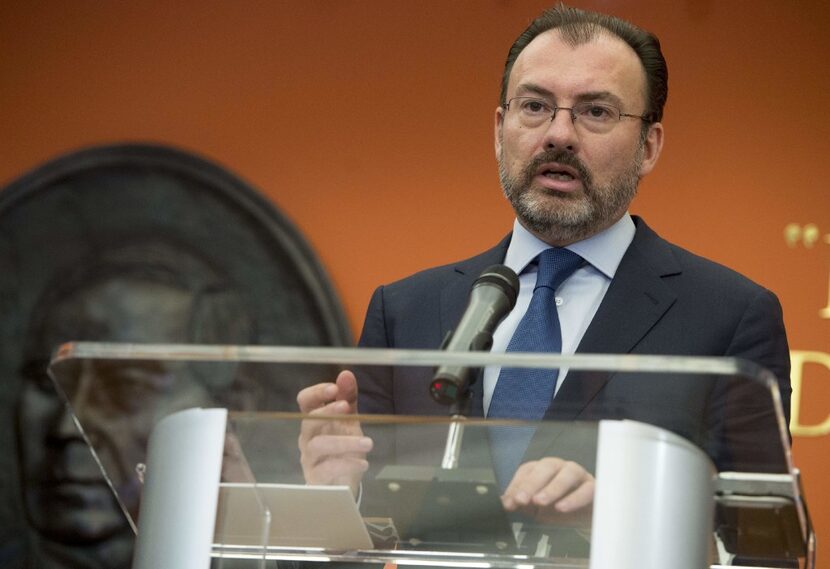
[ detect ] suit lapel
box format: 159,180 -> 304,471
439,235 -> 511,418
432,221 -> 681,424
547,218 -> 681,422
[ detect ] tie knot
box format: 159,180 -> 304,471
534,248 -> 583,291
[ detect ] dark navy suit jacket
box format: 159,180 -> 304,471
356,217 -> 791,472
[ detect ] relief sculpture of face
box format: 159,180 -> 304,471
17,275 -> 215,547
2,144 -> 351,569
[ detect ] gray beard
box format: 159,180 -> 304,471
499,146 -> 643,244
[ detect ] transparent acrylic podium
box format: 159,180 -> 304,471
47,342 -> 814,569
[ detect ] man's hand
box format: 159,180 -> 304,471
297,370 -> 372,495
501,457 -> 594,524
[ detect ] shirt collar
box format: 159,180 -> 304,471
504,214 -> 635,279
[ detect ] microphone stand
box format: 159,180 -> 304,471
440,332 -> 489,470
440,383 -> 474,470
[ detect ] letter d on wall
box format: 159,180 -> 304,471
790,350 -> 830,437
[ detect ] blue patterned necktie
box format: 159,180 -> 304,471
488,247 -> 584,488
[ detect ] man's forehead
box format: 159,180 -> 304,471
45,277 -> 195,343
508,28 -> 647,103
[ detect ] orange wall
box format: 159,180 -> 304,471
2,0 -> 828,555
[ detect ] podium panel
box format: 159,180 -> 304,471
46,343 -> 811,569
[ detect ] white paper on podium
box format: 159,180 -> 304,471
215,483 -> 373,550
132,407 -> 227,569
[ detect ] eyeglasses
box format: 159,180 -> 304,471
504,97 -> 651,134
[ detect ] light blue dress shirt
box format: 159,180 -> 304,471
482,214 -> 636,416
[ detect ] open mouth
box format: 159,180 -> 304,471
542,169 -> 576,181
537,161 -> 580,180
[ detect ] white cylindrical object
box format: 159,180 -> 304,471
590,420 -> 715,569
132,408 -> 227,569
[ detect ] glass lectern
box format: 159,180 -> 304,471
47,343 -> 813,569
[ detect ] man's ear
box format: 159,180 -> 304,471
494,106 -> 505,159
639,121 -> 664,177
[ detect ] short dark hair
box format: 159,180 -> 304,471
500,3 -> 668,123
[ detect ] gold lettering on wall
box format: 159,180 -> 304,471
783,222 -> 830,319
784,223 -> 822,248
790,350 -> 830,437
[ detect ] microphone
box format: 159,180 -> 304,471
429,264 -> 519,405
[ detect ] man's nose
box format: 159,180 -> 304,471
540,108 -> 579,153
52,399 -> 85,441
50,365 -> 95,442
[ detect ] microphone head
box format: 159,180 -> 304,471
429,264 -> 520,406
473,264 -> 520,309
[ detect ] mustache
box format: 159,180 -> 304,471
523,150 -> 592,187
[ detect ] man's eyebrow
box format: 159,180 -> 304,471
514,83 -> 554,99
513,85 -> 626,108
574,91 -> 624,107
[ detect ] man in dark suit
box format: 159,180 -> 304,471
298,4 -> 790,522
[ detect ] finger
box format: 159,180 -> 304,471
304,456 -> 370,486
297,382 -> 338,413
308,398 -> 352,416
304,434 -> 373,464
334,370 -> 359,409
298,394 -> 364,460
298,410 -> 355,449
531,460 -> 589,507
502,462 -> 535,510
551,476 -> 595,513
502,458 -> 564,509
